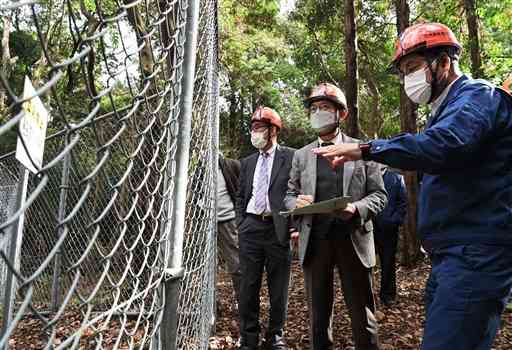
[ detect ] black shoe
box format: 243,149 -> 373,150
381,296 -> 396,307
239,337 -> 258,350
263,333 -> 287,350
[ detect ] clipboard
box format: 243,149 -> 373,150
280,196 -> 352,217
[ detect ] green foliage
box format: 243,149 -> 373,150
8,31 -> 42,92
478,0 -> 512,83
286,0 -> 401,139
219,0 -> 310,158
218,0 -> 512,158
1,0 -> 511,159
415,0 -> 512,83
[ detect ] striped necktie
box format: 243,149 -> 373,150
254,152 -> 269,214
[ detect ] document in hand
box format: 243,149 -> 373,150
280,196 -> 352,217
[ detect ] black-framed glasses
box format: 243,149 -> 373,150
310,105 -> 336,113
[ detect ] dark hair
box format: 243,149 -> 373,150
423,46 -> 461,62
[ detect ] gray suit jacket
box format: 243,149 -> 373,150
284,134 -> 387,268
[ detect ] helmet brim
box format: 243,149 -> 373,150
304,95 -> 346,110
389,43 -> 462,75
250,119 -> 281,130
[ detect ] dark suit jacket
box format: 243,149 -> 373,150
219,156 -> 240,205
236,145 -> 296,243
374,170 -> 407,230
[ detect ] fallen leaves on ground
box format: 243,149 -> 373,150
8,311 -> 148,349
212,257 -> 512,349
6,257 -> 511,349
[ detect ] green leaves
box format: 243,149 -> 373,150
219,0 -> 308,157
219,0 -> 512,156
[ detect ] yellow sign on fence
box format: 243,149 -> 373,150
15,77 -> 49,174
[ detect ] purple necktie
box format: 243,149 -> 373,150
254,152 -> 269,214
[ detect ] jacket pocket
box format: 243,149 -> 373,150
461,244 -> 508,272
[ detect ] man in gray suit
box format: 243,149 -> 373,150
284,83 -> 387,350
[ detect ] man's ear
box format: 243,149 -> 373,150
271,126 -> 279,138
439,53 -> 451,71
339,110 -> 348,121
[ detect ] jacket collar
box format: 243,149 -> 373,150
431,75 -> 463,116
427,74 -> 470,128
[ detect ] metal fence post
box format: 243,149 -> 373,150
1,164 -> 30,349
50,145 -> 71,312
161,0 -> 200,349
210,38 -> 220,335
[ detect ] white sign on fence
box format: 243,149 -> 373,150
15,76 -> 49,174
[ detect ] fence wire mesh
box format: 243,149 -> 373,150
175,0 -> 218,347
0,160 -> 18,303
0,0 -> 218,348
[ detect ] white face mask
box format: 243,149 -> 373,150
251,129 -> 269,149
310,110 -> 338,134
404,66 -> 432,104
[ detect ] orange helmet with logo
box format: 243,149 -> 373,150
304,83 -> 347,110
390,22 -> 462,70
251,106 -> 283,130
503,75 -> 512,95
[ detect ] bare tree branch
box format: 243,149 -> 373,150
124,0 -> 155,76
0,17 -> 14,110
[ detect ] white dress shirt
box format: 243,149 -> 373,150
246,143 -> 277,215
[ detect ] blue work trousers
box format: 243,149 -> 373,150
422,244 -> 512,350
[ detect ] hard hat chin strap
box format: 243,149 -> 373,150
265,123 -> 276,148
425,55 -> 450,104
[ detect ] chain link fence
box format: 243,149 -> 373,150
0,160 -> 19,303
0,0 -> 218,348
176,0 -> 218,347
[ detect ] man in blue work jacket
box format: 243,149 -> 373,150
313,22 -> 512,350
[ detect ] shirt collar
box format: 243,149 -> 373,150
431,75 -> 462,116
318,130 -> 343,146
260,143 -> 277,156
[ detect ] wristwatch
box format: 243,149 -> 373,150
358,142 -> 372,160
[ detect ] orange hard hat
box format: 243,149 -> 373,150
251,106 -> 282,130
390,22 -> 462,70
503,75 -> 512,95
304,83 -> 347,110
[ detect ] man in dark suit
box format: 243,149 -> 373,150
236,106 -> 295,350
284,83 -> 387,350
373,166 -> 407,307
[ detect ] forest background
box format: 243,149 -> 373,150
218,0 -> 512,263
1,0 -> 511,263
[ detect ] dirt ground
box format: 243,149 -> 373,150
210,257 -> 512,350
5,256 -> 511,349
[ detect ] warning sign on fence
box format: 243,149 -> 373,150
15,77 -> 49,174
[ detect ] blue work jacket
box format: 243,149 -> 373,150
368,75 -> 512,249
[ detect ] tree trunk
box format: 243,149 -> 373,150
463,0 -> 483,78
361,66 -> 383,138
0,17 -> 12,110
395,0 -> 420,267
124,0 -> 155,76
344,0 -> 359,138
